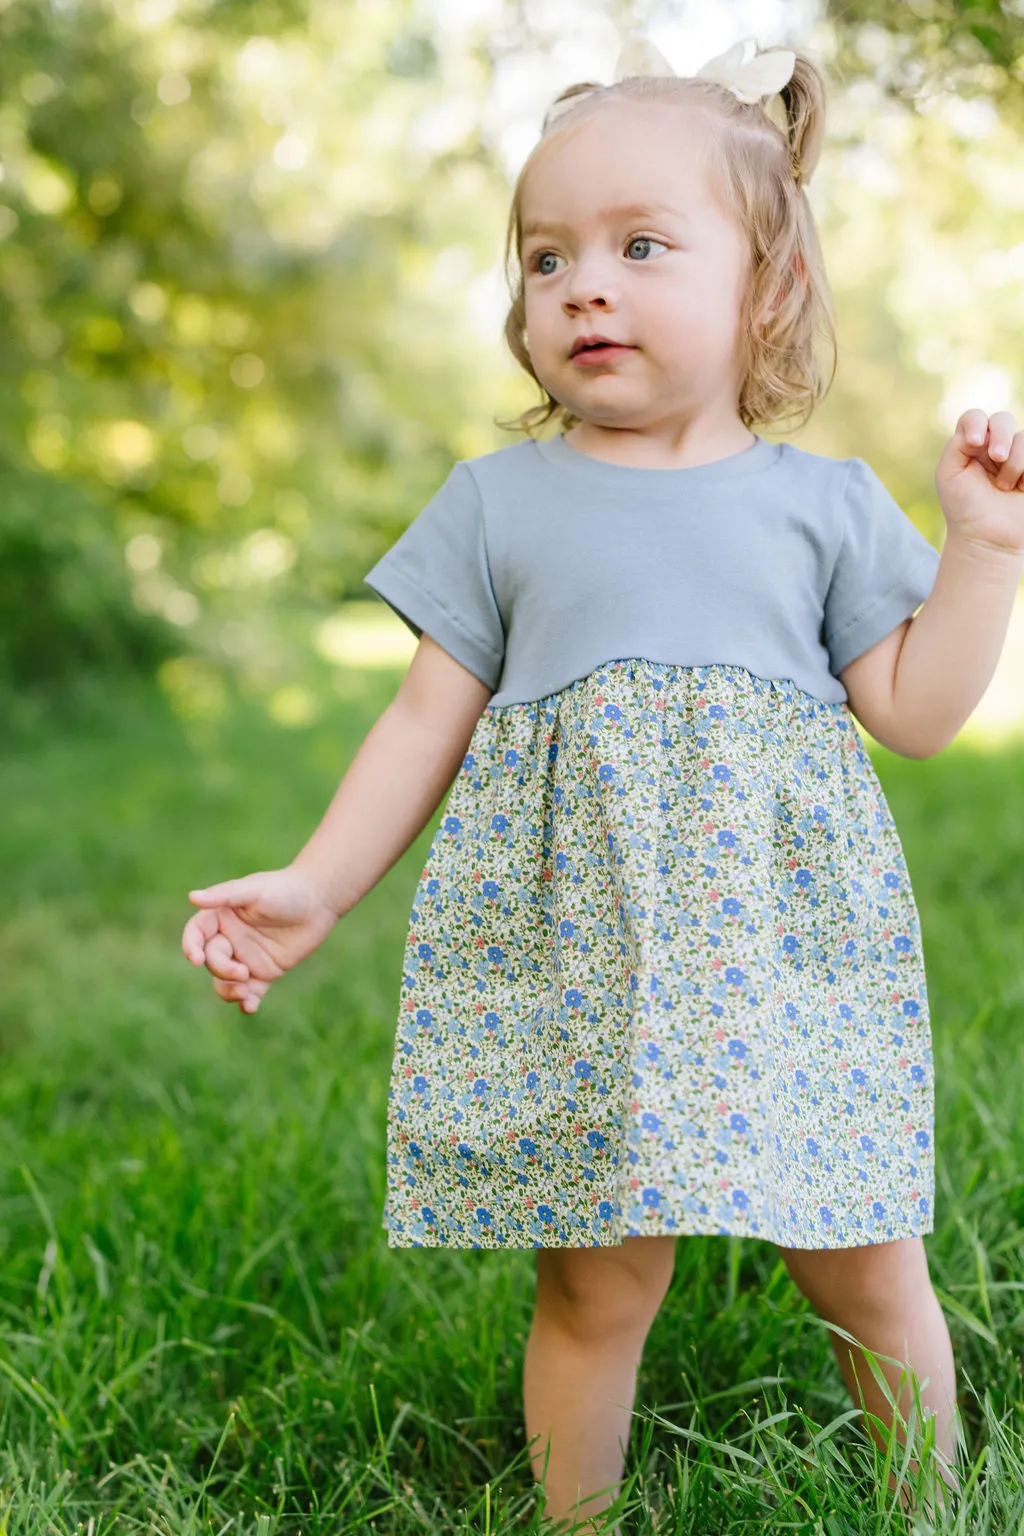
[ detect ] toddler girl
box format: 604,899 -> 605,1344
183,30 -> 1024,1533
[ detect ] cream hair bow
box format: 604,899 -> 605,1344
545,32 -> 797,125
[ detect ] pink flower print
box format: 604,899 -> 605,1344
630,1100 -> 640,1113
714,1028 -> 727,1042
719,1177 -> 730,1190
717,1101 -> 728,1114
629,1177 -> 640,1191
404,1065 -> 413,1077
709,889 -> 719,900
704,821 -> 715,834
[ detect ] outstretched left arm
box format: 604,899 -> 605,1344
886,410 -> 1024,759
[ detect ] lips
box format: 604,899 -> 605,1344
570,334 -> 631,357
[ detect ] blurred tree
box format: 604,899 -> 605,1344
824,0 -> 1022,127
800,0 -> 1024,512
0,0 -> 1020,705
0,0 -> 509,698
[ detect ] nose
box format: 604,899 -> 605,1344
561,250 -> 620,314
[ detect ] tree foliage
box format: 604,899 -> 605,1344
0,0 -> 1020,700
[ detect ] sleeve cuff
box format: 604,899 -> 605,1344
828,544 -> 941,676
364,564 -> 503,691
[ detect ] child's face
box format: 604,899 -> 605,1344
520,102 -> 752,431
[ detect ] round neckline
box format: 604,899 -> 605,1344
534,429 -> 782,484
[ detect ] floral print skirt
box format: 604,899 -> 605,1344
381,658 -> 935,1251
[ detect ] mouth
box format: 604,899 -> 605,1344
568,330 -> 632,353
570,339 -> 636,363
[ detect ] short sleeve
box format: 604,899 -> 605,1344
823,457 -> 941,677
363,461 -> 505,691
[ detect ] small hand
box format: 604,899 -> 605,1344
935,409 -> 1024,554
181,866 -> 339,1015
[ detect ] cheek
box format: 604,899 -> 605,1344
523,292 -> 554,347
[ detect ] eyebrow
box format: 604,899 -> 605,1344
521,202 -> 687,240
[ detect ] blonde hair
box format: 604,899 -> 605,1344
495,46 -> 838,439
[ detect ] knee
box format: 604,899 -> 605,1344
780,1238 -> 936,1333
535,1236 -> 676,1344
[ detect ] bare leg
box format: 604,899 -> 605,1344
523,1233 -> 676,1534
779,1236 -> 960,1514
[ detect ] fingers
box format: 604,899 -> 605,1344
959,408 -> 993,449
204,932 -> 250,983
213,975 -> 272,1014
957,411 -> 1024,486
991,428 -> 1024,491
182,907 -> 220,964
182,873 -> 285,1007
189,874 -> 264,909
182,918 -> 250,983
213,907 -> 287,982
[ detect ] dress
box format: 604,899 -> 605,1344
363,432 -> 941,1251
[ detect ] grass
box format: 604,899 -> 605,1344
1,667 -> 1024,1533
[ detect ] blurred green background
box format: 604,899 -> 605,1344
3,1 -> 1024,1531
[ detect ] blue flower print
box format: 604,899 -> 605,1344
381,658 -> 934,1252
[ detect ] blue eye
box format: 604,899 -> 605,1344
626,236 -> 668,260
532,251 -> 559,276
527,235 -> 668,275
